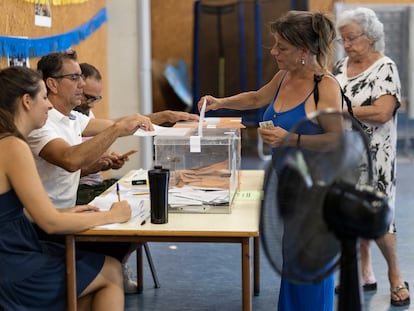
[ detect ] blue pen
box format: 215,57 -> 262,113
116,183 -> 121,202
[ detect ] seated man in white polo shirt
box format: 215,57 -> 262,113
29,52 -> 199,294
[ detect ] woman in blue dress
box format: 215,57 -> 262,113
198,10 -> 342,311
0,66 -> 132,310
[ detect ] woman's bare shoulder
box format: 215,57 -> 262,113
319,73 -> 341,91
0,135 -> 31,160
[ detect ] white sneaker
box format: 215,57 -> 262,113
122,263 -> 138,294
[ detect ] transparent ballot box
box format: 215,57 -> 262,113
154,127 -> 241,213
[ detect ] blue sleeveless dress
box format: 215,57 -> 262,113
262,77 -> 335,311
0,188 -> 105,311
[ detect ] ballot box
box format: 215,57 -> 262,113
153,127 -> 241,213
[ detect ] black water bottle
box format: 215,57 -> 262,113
148,165 -> 169,224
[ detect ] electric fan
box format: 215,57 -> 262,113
260,109 -> 392,311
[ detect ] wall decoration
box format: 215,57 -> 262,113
8,56 -> 30,67
0,7 -> 107,57
34,1 -> 52,27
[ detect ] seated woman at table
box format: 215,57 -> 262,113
0,66 -> 131,311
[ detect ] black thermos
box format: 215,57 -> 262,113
148,165 -> 169,224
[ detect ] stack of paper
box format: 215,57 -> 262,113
168,186 -> 229,207
89,192 -> 147,220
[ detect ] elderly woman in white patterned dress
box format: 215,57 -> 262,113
333,7 -> 409,307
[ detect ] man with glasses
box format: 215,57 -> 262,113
28,51 -> 199,294
75,62 -> 200,207
28,50 -> 153,208
74,63 -> 124,206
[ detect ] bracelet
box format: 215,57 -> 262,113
296,134 -> 301,146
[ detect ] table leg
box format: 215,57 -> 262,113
136,244 -> 144,293
65,235 -> 77,311
254,236 -> 260,296
241,237 -> 252,311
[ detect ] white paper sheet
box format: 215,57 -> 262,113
89,191 -> 145,219
198,97 -> 207,136
168,186 -> 229,207
123,169 -> 147,183
134,124 -> 190,137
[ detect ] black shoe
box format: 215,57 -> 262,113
363,282 -> 378,291
335,282 -> 377,295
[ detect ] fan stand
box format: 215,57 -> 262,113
337,237 -> 362,311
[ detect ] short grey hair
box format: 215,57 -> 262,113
336,7 -> 385,53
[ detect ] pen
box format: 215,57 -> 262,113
140,214 -> 150,226
116,183 -> 121,202
133,192 -> 150,196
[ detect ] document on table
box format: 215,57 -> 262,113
168,186 -> 229,207
134,124 -> 190,137
123,168 -> 148,184
89,188 -> 150,228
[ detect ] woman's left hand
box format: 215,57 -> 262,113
258,126 -> 289,148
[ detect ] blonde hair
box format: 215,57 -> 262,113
270,10 -> 336,69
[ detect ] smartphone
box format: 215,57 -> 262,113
120,149 -> 138,159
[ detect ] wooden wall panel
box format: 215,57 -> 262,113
309,0 -> 414,12
0,0 -> 108,118
150,0 -> 290,113
150,0 -> 194,112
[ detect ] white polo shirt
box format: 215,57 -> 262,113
28,108 -> 90,208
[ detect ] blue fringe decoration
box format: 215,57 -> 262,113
0,7 -> 108,58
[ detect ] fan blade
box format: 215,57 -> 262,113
280,184 -> 340,282
260,110 -> 383,288
261,153 -> 340,283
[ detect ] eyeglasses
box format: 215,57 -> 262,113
83,93 -> 103,104
51,73 -> 85,82
337,33 -> 364,45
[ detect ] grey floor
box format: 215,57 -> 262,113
124,114 -> 414,311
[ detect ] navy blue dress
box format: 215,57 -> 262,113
0,189 -> 105,311
262,75 -> 334,311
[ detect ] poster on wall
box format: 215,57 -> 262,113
8,56 -> 30,68
34,1 -> 52,28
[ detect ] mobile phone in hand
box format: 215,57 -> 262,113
120,149 -> 138,159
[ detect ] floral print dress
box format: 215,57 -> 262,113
334,56 -> 401,231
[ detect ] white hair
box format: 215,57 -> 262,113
336,7 -> 385,53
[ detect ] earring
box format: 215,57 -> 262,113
301,58 -> 305,65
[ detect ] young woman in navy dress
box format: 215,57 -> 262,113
0,66 -> 131,311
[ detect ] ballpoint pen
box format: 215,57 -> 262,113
116,182 -> 121,202
140,214 -> 150,226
